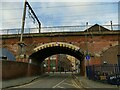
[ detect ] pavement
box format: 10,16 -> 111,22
2,73 -> 119,89
2,74 -> 49,89
74,75 -> 118,88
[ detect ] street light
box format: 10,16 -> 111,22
44,64 -> 46,73
44,64 -> 46,68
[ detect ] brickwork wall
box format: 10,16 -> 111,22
1,34 -> 119,65
0,61 -> 2,81
2,60 -> 42,80
101,45 -> 119,64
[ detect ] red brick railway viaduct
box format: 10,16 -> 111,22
1,29 -> 119,65
0,24 -> 120,77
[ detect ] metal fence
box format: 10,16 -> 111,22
86,64 -> 120,82
0,24 -> 119,35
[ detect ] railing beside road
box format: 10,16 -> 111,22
86,64 -> 120,84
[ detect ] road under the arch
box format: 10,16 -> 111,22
29,43 -> 85,76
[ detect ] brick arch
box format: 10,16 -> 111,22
100,42 -> 118,55
30,42 -> 84,60
29,42 -> 85,76
100,45 -> 119,64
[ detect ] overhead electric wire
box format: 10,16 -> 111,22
1,2 -> 118,31
2,9 -> 117,23
1,2 -> 117,23
33,2 -> 117,9
0,2 -> 117,10
2,18 -> 22,20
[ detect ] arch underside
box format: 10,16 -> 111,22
29,46 -> 84,63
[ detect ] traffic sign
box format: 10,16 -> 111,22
86,55 -> 90,60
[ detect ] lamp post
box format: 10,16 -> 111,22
85,22 -> 90,67
85,22 -> 90,77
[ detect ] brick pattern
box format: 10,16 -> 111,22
2,60 -> 42,80
1,34 -> 119,65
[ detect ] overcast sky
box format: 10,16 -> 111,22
0,0 -> 119,33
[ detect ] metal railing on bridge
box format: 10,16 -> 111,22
0,24 -> 119,35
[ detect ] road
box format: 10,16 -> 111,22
13,72 -> 82,89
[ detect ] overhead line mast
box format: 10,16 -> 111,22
19,0 -> 41,59
20,0 -> 41,43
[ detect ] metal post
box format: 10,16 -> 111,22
118,1 -> 120,72
39,22 -> 41,33
86,22 -> 89,65
118,6 -> 120,67
118,57 -> 120,72
85,22 -> 90,77
20,0 -> 27,43
99,25 -> 101,33
110,21 -> 113,31
56,55 -> 58,72
26,1 -> 41,33
7,29 -> 9,35
48,57 -> 50,73
86,22 -> 88,53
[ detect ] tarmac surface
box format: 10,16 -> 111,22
2,72 -> 118,89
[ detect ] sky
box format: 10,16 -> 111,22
0,0 -> 120,33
